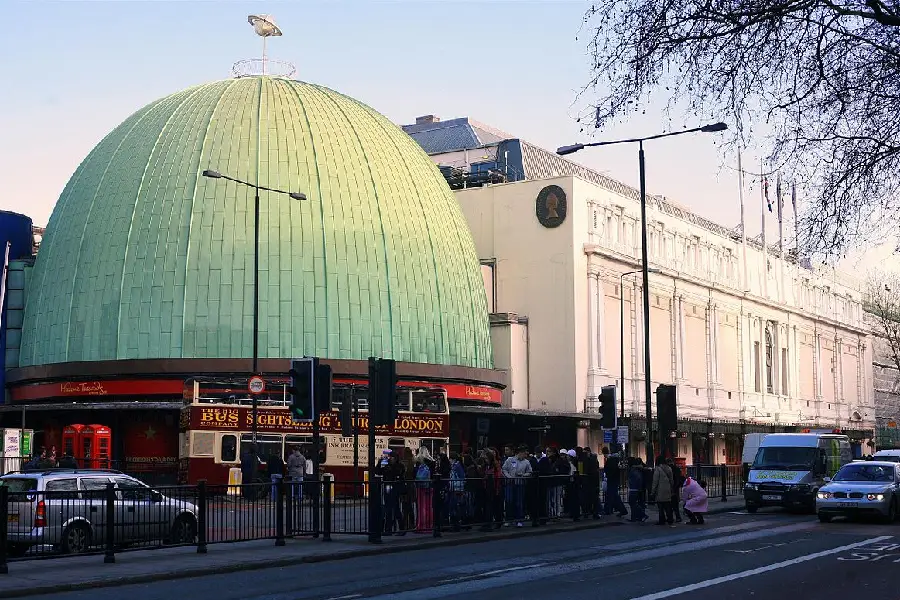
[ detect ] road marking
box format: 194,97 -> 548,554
437,563 -> 544,584
628,535 -> 893,600
324,595 -> 362,600
361,522 -> 817,600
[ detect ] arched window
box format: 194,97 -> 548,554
765,323 -> 775,394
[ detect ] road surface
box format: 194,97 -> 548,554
30,509 -> 899,599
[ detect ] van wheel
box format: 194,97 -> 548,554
818,512 -> 832,523
746,504 -> 758,514
62,523 -> 92,554
169,515 -> 197,544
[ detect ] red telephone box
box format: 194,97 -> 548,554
62,424 -> 85,464
81,424 -> 112,469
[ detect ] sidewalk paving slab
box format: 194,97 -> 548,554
0,496 -> 748,598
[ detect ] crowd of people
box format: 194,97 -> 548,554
372,444 -> 710,534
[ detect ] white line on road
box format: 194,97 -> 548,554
324,595 -> 362,600
628,535 -> 893,600
361,522 -> 817,600
436,563 -> 545,584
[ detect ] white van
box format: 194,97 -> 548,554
872,449 -> 900,463
744,433 -> 852,513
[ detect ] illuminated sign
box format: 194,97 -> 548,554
187,406 -> 448,436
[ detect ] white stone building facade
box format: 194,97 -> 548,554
458,175 -> 875,463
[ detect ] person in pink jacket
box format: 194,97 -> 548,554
682,477 -> 708,524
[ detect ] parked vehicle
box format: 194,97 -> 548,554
816,461 -> 900,523
0,469 -> 198,557
872,450 -> 900,463
744,433 -> 852,513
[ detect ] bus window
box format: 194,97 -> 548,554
413,391 -> 446,413
418,438 -> 446,457
221,434 -> 238,462
394,390 -> 411,412
285,435 -> 326,463
353,386 -> 369,411
240,434 -> 283,463
331,386 -> 351,411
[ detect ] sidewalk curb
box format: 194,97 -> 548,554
0,520 -> 625,598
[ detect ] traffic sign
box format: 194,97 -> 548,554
603,430 -> 613,443
248,376 -> 266,395
617,425 -> 629,442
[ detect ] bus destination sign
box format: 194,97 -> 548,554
186,406 -> 448,436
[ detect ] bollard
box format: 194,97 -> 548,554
322,474 -> 333,542
285,479 -> 294,538
104,482 -> 116,564
432,472 -> 442,538
1,485 -> 8,575
197,480 -> 208,554
368,475 -> 383,544
275,477 -> 285,546
720,464 -> 728,503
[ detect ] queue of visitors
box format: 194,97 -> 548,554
371,444 -> 709,534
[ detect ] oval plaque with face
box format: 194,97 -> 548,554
535,185 -> 567,228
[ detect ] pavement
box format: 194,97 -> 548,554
0,497 -> 749,598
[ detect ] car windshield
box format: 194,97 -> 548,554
752,447 -> 818,470
0,478 -> 37,493
833,464 -> 895,482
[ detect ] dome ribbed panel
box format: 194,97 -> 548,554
19,77 -> 493,369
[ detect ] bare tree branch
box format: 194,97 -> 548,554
581,0 -> 900,257
867,271 -> 900,376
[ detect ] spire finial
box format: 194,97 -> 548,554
233,15 -> 296,78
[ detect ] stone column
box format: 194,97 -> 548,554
587,273 -> 600,401
596,276 -> 606,372
676,295 -> 686,381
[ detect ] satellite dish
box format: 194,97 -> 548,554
248,15 -> 282,37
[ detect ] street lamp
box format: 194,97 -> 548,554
201,169 -> 307,442
619,268 -> 661,422
559,122 -> 727,467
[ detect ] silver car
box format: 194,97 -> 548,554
816,461 -> 900,523
1,469 -> 198,556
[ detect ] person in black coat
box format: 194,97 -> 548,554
581,448 -> 601,518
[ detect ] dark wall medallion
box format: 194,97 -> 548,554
535,185 -> 567,228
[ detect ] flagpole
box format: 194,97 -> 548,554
761,158 -> 767,297
777,172 -> 785,302
738,149 -> 748,291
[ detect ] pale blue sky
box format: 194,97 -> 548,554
0,0 -> 892,272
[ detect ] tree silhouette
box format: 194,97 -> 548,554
582,0 -> 900,256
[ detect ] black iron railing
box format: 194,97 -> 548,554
0,467 -> 745,570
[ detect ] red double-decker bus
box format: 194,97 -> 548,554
178,376 -> 449,485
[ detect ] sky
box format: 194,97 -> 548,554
0,0 -> 895,275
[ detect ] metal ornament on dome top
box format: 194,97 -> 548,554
233,14 -> 296,79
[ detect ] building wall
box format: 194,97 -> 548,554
457,177 -> 580,412
458,174 -> 876,442
868,311 -> 900,446
489,317 -> 530,410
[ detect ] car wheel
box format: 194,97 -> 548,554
882,499 -> 897,524
818,512 -> 832,523
7,543 -> 30,558
170,515 -> 197,544
62,523 -> 92,554
746,504 -> 758,514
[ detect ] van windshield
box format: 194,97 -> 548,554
752,447 -> 818,470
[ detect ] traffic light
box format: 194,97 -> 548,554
369,357 -> 397,427
599,385 -> 617,429
656,384 -> 677,434
288,357 -> 316,422
316,362 -> 332,422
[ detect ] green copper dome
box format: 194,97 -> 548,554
19,76 -> 492,369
